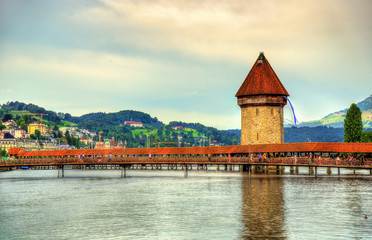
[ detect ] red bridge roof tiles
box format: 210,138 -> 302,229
11,142 -> 372,158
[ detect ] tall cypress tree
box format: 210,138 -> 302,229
344,103 -> 363,142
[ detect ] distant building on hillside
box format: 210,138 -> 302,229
172,126 -> 184,130
95,141 -> 105,149
124,121 -> 143,128
28,122 -> 49,135
14,128 -> 26,138
3,120 -> 17,129
1,128 -> 26,139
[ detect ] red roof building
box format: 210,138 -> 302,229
236,53 -> 289,145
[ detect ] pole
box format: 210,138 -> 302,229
121,165 -> 126,178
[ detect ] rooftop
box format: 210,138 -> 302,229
236,52 -> 289,97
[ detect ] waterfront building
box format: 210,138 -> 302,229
236,52 -> 289,145
0,138 -> 57,151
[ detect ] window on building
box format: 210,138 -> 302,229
257,132 -> 259,141
271,108 -> 274,116
256,108 -> 259,116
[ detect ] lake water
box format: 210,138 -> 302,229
1,168 -> 372,239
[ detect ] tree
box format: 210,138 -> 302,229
1,149 -> 8,157
65,131 -> 72,145
361,131 -> 372,143
34,129 -> 41,139
0,122 -> 5,131
344,103 -> 363,142
2,113 -> 12,122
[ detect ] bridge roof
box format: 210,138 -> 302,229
235,52 -> 289,97
10,142 -> 372,157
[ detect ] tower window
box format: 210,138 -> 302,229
256,108 -> 259,116
271,108 -> 273,116
257,132 -> 259,141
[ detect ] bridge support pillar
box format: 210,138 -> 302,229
121,165 -> 126,178
338,167 -> 340,175
309,167 -> 314,175
58,165 -> 64,178
295,166 -> 299,174
315,167 -> 318,177
229,165 -> 233,171
327,167 -> 332,175
224,164 -> 228,171
216,165 -> 220,171
184,164 -> 188,177
240,165 -> 250,172
290,166 -> 294,173
353,169 -> 356,175
370,169 -> 372,175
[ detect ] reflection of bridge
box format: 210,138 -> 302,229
2,142 -> 372,177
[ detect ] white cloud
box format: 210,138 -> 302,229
73,0 -> 361,63
1,0 -> 371,129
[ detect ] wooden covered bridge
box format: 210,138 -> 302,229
1,142 -> 372,177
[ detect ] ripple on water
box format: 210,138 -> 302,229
1,170 -> 372,239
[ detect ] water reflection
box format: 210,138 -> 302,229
241,176 -> 286,239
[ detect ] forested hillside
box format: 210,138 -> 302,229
2,101 -> 370,147
1,101 -> 61,124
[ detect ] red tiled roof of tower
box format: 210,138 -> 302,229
235,52 -> 289,97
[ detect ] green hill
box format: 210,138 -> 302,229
294,94 -> 372,129
0,101 -> 240,147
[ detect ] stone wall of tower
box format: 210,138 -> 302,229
240,105 -> 284,145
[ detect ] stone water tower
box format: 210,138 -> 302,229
236,53 -> 289,145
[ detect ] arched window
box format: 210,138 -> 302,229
256,108 -> 259,116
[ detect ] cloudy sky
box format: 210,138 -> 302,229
0,0 -> 371,129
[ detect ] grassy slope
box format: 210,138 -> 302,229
300,110 -> 372,128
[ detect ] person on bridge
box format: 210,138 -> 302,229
336,156 -> 341,165
318,155 -> 322,165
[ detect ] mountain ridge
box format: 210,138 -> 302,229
286,94 -> 372,129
